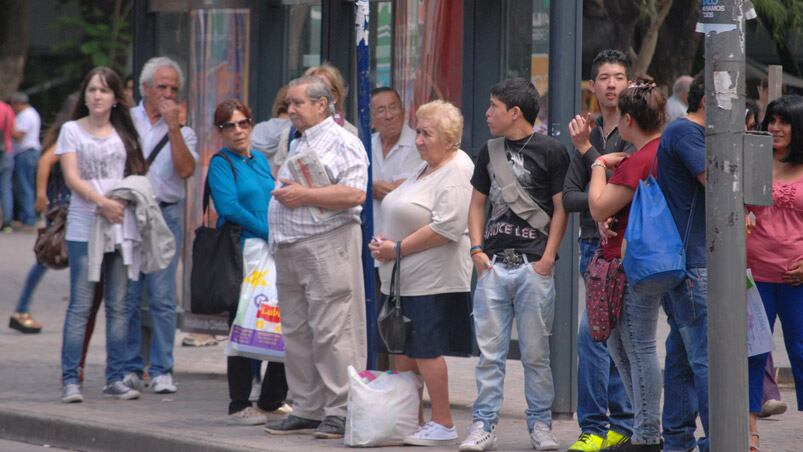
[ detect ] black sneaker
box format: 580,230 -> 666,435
313,416 -> 346,439
264,415 -> 321,435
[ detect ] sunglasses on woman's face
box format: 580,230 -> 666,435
218,118 -> 253,132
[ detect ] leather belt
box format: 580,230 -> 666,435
493,249 -> 539,268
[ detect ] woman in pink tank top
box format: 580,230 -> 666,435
746,94 -> 803,451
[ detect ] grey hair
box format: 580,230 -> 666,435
139,56 -> 184,98
672,75 -> 693,96
289,75 -> 335,116
9,92 -> 28,104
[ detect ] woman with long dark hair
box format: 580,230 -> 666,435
57,67 -> 145,403
587,80 -> 667,452
746,94 -> 803,451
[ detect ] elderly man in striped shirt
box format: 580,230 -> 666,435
264,75 -> 369,440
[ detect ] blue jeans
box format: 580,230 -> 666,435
472,258 -> 555,431
13,148 -> 39,225
748,282 -> 803,413
123,202 -> 182,377
62,241 -> 129,385
15,262 -> 47,313
577,239 -> 634,437
606,285 -> 663,445
661,268 -> 709,452
0,152 -> 13,226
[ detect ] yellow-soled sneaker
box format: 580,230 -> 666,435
568,432 -> 605,451
603,430 -> 631,448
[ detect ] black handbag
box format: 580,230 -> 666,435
377,243 -> 411,354
190,152 -> 243,315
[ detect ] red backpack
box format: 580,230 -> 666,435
584,251 -> 628,342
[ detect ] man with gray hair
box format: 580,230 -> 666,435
666,75 -> 693,124
264,75 -> 368,439
122,56 -> 198,394
9,92 -> 40,229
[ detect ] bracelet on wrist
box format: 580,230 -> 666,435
470,248 -> 484,256
470,245 -> 482,253
591,161 -> 606,170
595,156 -> 608,167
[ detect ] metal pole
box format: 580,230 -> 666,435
703,1 -> 749,450
547,0 -> 582,417
354,0 -> 376,370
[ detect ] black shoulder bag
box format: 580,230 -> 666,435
377,243 -> 411,353
190,152 -> 243,315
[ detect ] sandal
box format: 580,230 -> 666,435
750,432 -> 760,452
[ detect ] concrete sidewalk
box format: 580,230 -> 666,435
0,232 -> 800,451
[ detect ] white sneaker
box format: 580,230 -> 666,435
402,421 -> 458,446
103,381 -> 141,400
529,422 -> 559,450
151,373 -> 177,394
122,372 -> 145,391
62,383 -> 83,403
459,421 -> 497,451
227,406 -> 268,426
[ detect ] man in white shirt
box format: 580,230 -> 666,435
123,57 -> 198,395
265,75 -> 368,440
665,75 -> 693,125
9,92 -> 41,228
370,87 -> 421,238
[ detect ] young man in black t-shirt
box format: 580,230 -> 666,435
459,78 -> 569,452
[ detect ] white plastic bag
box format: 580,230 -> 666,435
225,238 -> 284,362
344,366 -> 422,447
746,269 -> 774,357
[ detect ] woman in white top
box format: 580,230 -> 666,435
369,100 -> 474,447
56,67 -> 146,404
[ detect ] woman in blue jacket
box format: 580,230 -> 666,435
208,99 -> 290,425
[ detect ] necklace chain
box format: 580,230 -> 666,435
505,133 -> 535,155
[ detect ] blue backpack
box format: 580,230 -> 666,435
623,162 -> 697,295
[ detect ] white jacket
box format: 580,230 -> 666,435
88,175 -> 175,282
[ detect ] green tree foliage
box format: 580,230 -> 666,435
0,0 -> 28,99
753,0 -> 803,76
52,0 -> 132,77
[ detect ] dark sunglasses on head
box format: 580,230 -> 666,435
218,118 -> 253,132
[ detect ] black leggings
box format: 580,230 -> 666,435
227,308 -> 288,414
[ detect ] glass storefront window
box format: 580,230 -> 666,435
284,2 -> 322,80
182,8 -> 251,315
503,0 -> 550,133
393,0 -> 463,125
371,1 -> 394,88
155,13 -> 191,124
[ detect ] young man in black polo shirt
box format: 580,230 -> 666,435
562,49 -> 635,451
460,78 -> 569,451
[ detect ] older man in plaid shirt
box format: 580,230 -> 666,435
265,75 -> 369,440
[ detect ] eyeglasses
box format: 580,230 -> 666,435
218,118 -> 253,132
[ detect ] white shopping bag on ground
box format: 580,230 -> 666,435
747,269 -> 774,357
225,238 -> 284,362
345,366 -> 422,447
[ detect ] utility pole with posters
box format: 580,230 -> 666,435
700,1 -> 770,450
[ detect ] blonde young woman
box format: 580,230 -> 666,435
305,63 -> 359,136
